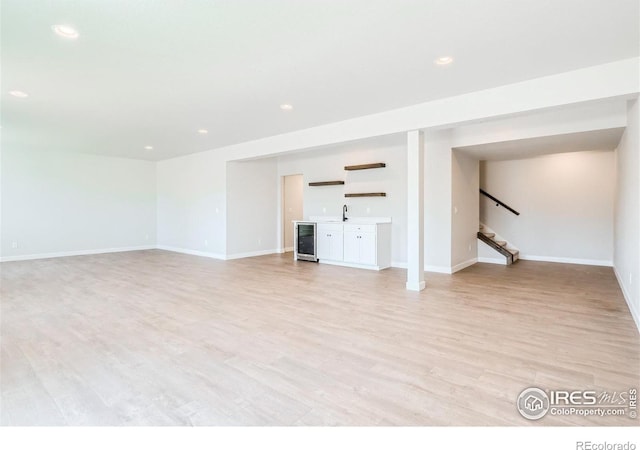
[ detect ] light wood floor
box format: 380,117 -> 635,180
1,250 -> 638,426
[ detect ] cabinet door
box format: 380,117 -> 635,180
330,231 -> 344,261
358,232 -> 377,266
343,231 -> 360,263
317,231 -> 332,260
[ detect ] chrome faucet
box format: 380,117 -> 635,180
342,204 -> 348,222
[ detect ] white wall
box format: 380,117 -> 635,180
282,174 -> 303,250
614,99 -> 640,330
277,135 -> 408,265
480,150 -> 615,266
451,150 -> 479,271
1,148 -> 156,260
156,150 -> 227,257
226,158 -> 279,258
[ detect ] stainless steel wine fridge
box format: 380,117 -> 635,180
294,222 -> 317,262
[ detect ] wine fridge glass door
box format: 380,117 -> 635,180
296,223 -> 317,261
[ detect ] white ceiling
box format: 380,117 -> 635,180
2,0 -> 638,161
453,127 -> 625,161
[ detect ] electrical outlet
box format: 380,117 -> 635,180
258,238 -> 262,245
366,207 -> 371,214
204,239 -> 208,247
215,208 -> 219,214
322,207 -> 326,213
468,243 -> 472,252
145,234 -> 149,241
11,241 -> 18,249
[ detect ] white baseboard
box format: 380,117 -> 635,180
614,266 -> 640,334
478,256 -> 508,265
391,261 -> 408,269
319,259 -> 388,271
477,255 -> 612,267
520,255 -> 613,267
0,245 -> 156,262
160,246 -> 279,260
225,249 -> 280,260
424,265 -> 452,274
1,245 -> 307,263
155,245 -> 225,260
451,258 -> 478,274
282,246 -> 293,253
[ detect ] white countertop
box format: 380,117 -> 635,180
301,216 -> 391,224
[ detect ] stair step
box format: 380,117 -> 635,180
478,226 -> 519,264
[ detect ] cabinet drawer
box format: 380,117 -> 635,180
344,223 -> 376,233
318,223 -> 344,232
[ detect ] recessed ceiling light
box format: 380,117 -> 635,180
434,56 -> 454,66
144,145 -> 153,150
197,129 -> 208,134
52,24 -> 79,39
280,104 -> 293,111
9,90 -> 29,98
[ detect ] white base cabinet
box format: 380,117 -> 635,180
317,223 -> 344,262
317,222 -> 391,270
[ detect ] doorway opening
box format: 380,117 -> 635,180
282,174 -> 304,253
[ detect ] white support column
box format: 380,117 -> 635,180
406,130 -> 425,291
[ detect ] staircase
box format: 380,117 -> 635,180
477,224 -> 520,265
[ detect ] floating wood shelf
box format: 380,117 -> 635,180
308,181 -> 345,186
344,163 -> 386,171
344,193 -> 386,198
